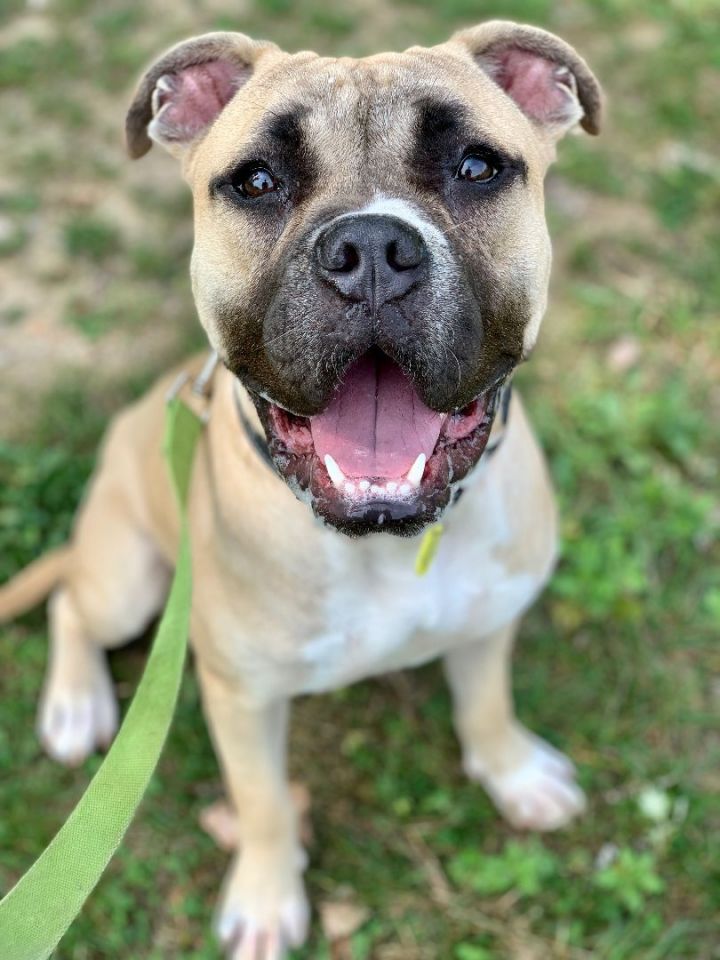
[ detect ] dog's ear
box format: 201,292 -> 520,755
126,32 -> 278,159
451,21 -> 603,138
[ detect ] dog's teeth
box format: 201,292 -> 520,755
343,477 -> 414,498
406,453 -> 426,488
324,454 -> 346,489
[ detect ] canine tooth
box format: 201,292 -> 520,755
399,483 -> 411,496
406,453 -> 426,488
324,454 -> 345,488
386,481 -> 398,494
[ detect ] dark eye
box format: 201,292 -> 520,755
233,165 -> 279,198
456,154 -> 499,183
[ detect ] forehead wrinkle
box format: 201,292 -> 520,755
299,67 -> 421,157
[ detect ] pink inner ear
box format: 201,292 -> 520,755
495,48 -> 575,126
155,60 -> 248,143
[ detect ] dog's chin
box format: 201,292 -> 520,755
251,351 -> 503,537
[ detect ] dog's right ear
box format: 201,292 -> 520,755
126,32 -> 278,160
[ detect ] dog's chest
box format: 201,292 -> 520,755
296,493 -> 540,693
303,552 -> 455,690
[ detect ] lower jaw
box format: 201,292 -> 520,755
253,384 -> 502,537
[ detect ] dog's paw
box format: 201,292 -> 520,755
465,729 -> 586,832
37,650 -> 118,766
216,854 -> 310,960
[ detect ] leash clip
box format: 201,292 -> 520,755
165,351 -> 219,424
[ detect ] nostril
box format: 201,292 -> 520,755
321,239 -> 360,273
386,241 -> 402,272
386,237 -> 424,272
336,242 -> 360,273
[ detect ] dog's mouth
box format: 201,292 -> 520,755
253,350 -> 503,535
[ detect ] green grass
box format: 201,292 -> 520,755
1,0 -> 719,957
63,215 -> 123,262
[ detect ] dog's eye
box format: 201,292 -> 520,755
456,154 -> 499,183
233,165 -> 279,199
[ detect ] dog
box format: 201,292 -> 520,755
0,20 -> 602,959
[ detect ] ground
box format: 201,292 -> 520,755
1,0 -> 719,957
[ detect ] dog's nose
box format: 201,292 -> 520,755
315,214 -> 427,306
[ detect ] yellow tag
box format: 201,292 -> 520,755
414,523 -> 445,576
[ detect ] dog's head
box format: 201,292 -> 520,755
127,22 -> 602,536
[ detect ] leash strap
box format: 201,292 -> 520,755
0,395 -> 203,960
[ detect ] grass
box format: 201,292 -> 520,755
1,0 -> 719,957
63,215 -> 123,262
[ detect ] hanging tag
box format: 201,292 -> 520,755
414,523 -> 445,576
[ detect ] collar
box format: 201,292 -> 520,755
233,386 -> 276,469
483,381 -> 513,457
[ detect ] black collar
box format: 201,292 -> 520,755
483,381 -> 512,458
233,389 -> 276,469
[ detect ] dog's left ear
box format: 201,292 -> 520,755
451,20 -> 603,139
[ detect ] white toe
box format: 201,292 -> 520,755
469,733 -> 586,832
38,655 -> 118,766
281,893 -> 310,947
215,859 -> 309,960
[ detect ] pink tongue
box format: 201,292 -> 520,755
310,354 -> 444,479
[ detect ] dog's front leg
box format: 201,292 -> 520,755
444,620 -> 586,832
196,662 -> 309,960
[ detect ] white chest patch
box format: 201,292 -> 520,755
296,477 -> 543,694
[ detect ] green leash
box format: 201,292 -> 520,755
0,348 -> 457,955
0,394 -> 204,960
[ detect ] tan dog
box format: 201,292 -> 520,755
0,22 -> 602,959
